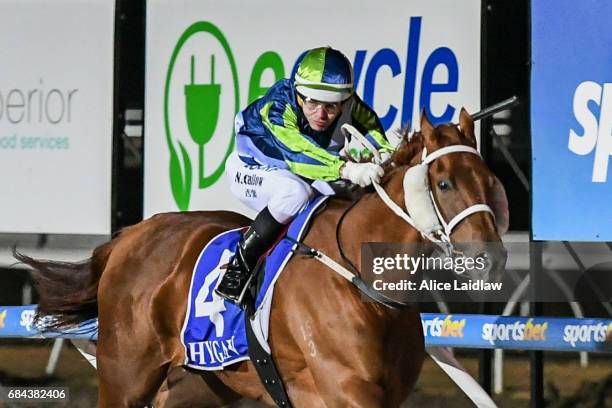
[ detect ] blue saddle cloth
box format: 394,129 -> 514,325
180,196 -> 328,370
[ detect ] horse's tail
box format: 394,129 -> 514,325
13,239 -> 115,330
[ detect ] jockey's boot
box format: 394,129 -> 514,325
215,207 -> 285,305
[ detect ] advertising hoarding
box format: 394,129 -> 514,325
532,0 -> 612,241
0,0 -> 115,234
144,0 -> 482,217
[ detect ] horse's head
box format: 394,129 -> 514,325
391,108 -> 508,282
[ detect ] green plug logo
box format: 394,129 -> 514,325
185,54 -> 221,189
164,22 -> 240,211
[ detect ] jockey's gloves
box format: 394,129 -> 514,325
340,161 -> 384,187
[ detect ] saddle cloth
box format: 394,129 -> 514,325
180,195 -> 328,370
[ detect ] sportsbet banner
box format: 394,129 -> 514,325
1,306 -> 610,352
421,314 -> 612,352
144,0 -> 481,217
532,0 -> 612,240
0,0 -> 115,234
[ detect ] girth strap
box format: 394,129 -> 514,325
245,302 -> 293,408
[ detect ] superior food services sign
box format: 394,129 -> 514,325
0,0 -> 115,234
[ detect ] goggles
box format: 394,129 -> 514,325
298,94 -> 343,115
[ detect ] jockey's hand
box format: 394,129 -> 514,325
340,161 -> 384,187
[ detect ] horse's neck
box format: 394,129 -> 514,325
308,192 -> 424,318
325,175 -> 424,269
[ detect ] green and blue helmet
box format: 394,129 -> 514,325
294,47 -> 354,103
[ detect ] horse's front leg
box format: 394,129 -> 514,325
272,276 -> 396,408
286,317 -> 388,408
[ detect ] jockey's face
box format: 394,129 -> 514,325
298,94 -> 342,131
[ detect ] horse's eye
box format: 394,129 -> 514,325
437,180 -> 450,191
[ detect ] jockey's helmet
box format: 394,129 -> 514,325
294,47 -> 354,103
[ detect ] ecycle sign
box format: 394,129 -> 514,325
144,0 -> 481,216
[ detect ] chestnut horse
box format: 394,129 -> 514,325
17,109 -> 507,407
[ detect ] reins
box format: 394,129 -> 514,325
285,233 -> 410,309
335,192 -> 364,275
283,170 -> 410,310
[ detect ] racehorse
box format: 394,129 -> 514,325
16,109 -> 508,407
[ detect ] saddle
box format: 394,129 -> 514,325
181,196 -> 329,407
244,199 -> 327,308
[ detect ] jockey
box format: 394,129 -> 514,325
216,46 -> 393,304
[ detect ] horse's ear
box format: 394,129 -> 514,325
459,107 -> 476,146
420,109 -> 439,151
420,109 -> 434,137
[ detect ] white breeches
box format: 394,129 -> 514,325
225,152 -> 315,224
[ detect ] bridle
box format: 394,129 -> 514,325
292,138 -> 500,309
372,143 -> 496,255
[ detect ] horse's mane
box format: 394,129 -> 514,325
391,128 -> 424,167
376,127 -> 425,185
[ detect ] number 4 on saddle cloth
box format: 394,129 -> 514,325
180,195 -> 328,371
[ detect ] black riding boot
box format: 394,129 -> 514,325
215,207 -> 285,304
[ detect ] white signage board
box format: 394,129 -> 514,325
144,0 -> 481,217
0,0 -> 115,234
